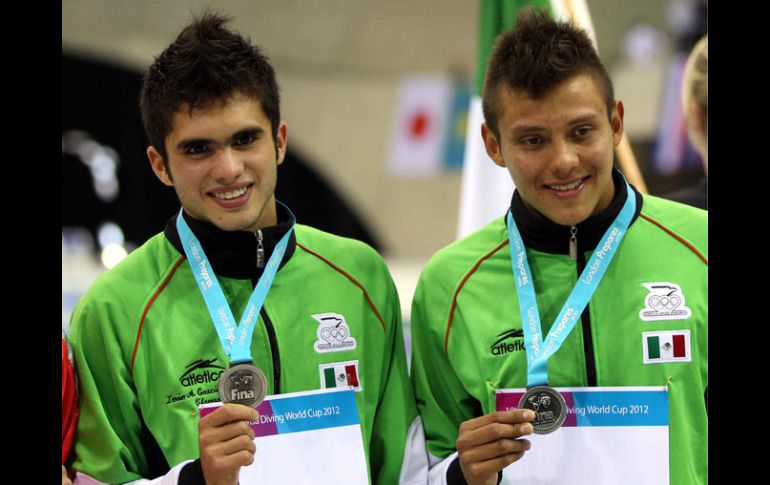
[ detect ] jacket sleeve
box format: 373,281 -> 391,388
368,273 -> 429,485
70,293 -> 204,484
70,292 -> 151,483
409,274 -> 481,484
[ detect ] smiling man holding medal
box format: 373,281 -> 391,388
68,11 -> 426,485
409,9 -> 707,485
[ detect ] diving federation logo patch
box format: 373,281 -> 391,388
639,282 -> 692,322
312,312 -> 357,353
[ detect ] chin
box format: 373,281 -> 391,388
212,217 -> 256,233
544,209 -> 591,227
551,217 -> 583,227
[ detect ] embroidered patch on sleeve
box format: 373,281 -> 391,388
319,360 -> 362,392
312,313 -> 357,353
642,330 -> 692,364
639,282 -> 693,321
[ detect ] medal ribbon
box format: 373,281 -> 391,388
177,201 -> 295,364
507,181 -> 636,387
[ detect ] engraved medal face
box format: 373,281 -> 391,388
218,362 -> 267,408
518,386 -> 567,434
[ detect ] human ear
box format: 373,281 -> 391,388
275,121 -> 288,166
611,100 -> 625,147
482,123 -> 506,168
148,146 -> 174,186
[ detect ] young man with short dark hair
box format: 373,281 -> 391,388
410,9 -> 707,485
69,12 -> 425,485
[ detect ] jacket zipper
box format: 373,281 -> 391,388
575,246 -> 597,386
256,229 -> 265,268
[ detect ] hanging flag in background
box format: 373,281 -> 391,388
457,0 -> 601,239
442,80 -> 473,171
387,75 -> 471,177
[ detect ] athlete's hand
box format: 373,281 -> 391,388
455,409 -> 535,485
199,403 -> 259,485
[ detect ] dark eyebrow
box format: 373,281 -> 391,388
175,126 -> 266,152
176,138 -> 213,152
230,127 -> 264,142
568,114 -> 601,126
509,114 -> 602,137
511,125 -> 545,136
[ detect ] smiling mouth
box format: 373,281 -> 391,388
210,184 -> 251,200
546,177 -> 588,192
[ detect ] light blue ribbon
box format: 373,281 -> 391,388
507,182 -> 636,386
176,202 -> 295,364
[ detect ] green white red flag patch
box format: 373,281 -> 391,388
642,330 -> 691,364
319,360 -> 361,391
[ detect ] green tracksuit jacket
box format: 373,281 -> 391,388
410,174 -> 707,484
70,206 -> 423,484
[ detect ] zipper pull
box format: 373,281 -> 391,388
569,225 -> 578,260
256,229 -> 265,268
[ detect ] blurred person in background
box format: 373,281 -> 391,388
68,11 -> 424,485
664,34 -> 707,209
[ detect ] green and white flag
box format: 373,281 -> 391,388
457,0 -> 597,238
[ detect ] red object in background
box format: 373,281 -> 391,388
409,111 -> 429,139
62,338 -> 79,465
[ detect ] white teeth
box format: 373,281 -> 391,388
213,186 -> 248,200
549,179 -> 583,192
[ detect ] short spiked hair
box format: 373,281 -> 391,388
140,11 -> 281,161
482,8 -> 614,139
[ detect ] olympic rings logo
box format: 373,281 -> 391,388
646,294 -> 681,312
321,325 -> 349,343
312,313 -> 357,351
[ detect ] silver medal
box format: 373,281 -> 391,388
218,362 -> 268,408
518,385 -> 567,434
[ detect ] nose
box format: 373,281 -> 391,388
549,139 -> 579,177
210,147 -> 243,183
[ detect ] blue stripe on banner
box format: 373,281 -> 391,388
269,390 -> 360,435
570,390 -> 669,427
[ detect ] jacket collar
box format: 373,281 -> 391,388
164,203 -> 297,283
508,169 -> 643,255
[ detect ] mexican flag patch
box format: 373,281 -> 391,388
319,360 -> 361,391
642,330 -> 691,364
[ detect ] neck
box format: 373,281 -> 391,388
509,169 -> 642,255
248,200 -> 278,233
166,201 -> 297,281
592,181 -> 616,218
